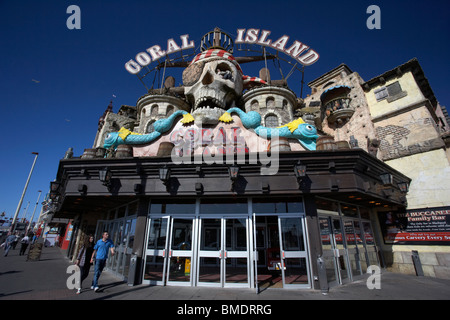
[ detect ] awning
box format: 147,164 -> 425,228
320,85 -> 351,101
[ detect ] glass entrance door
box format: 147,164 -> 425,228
144,217 -> 170,285
197,217 -> 249,287
278,217 -> 310,288
332,217 -> 350,284
319,216 -> 350,285
198,218 -> 222,286
167,218 -> 195,286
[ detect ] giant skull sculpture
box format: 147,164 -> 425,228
183,50 -> 244,125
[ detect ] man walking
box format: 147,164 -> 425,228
3,233 -> 17,257
90,231 -> 115,292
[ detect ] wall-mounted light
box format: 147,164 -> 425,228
50,181 -> 61,193
99,167 -> 112,190
294,163 -> 306,179
228,165 -> 239,191
398,181 -> 409,193
228,165 -> 239,181
159,166 -> 171,185
380,172 -> 393,186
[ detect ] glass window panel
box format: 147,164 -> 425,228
316,198 -> 339,215
344,220 -> 356,245
225,258 -> 248,284
363,222 -> 375,245
284,258 -> 308,285
127,201 -> 138,216
360,207 -> 371,220
198,257 -> 221,283
280,218 -> 304,251
168,257 -> 191,282
118,206 -> 126,218
253,198 -> 303,214
201,219 -> 221,251
147,218 -> 168,250
341,204 -> 358,217
171,219 -> 193,250
200,199 -> 247,214
150,200 -> 196,215
226,219 -> 247,251
144,256 -> 165,281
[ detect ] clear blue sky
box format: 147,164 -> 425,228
1,0 -> 449,220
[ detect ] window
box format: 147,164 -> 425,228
374,81 -> 407,102
265,114 -> 278,128
146,121 -> 155,133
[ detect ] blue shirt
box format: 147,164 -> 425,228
94,239 -> 114,260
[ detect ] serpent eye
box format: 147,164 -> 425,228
306,125 -> 314,131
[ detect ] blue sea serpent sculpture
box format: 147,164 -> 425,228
103,108 -> 318,151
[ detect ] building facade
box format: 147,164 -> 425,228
50,29 -> 449,291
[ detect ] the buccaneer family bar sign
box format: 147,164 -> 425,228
125,28 -> 320,74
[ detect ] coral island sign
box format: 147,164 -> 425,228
125,28 -> 319,74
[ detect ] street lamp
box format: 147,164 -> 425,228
12,152 -> 39,230
26,190 -> 42,235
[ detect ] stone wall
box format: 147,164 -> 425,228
384,250 -> 450,279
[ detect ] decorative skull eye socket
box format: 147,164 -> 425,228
182,61 -> 205,86
215,62 -> 233,81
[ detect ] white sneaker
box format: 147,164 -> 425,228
94,287 -> 99,292
90,286 -> 94,290
76,288 -> 81,294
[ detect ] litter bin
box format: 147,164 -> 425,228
127,254 -> 138,286
316,255 -> 329,293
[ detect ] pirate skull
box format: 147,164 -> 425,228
183,53 -> 244,125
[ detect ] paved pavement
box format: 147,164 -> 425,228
1,245 -> 450,301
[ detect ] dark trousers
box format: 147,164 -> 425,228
19,243 -> 28,255
79,263 -> 92,287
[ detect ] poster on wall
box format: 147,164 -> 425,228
379,206 -> 450,245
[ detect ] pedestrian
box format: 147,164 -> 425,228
3,233 -> 17,257
12,232 -> 19,249
90,231 -> 115,292
75,235 -> 95,294
19,234 -> 30,255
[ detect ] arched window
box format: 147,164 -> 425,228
146,121 -> 155,133
251,99 -> 259,110
265,114 -> 278,128
266,97 -> 275,108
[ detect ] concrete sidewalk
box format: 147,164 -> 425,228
1,246 -> 450,300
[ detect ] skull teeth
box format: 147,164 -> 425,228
194,97 -> 225,110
